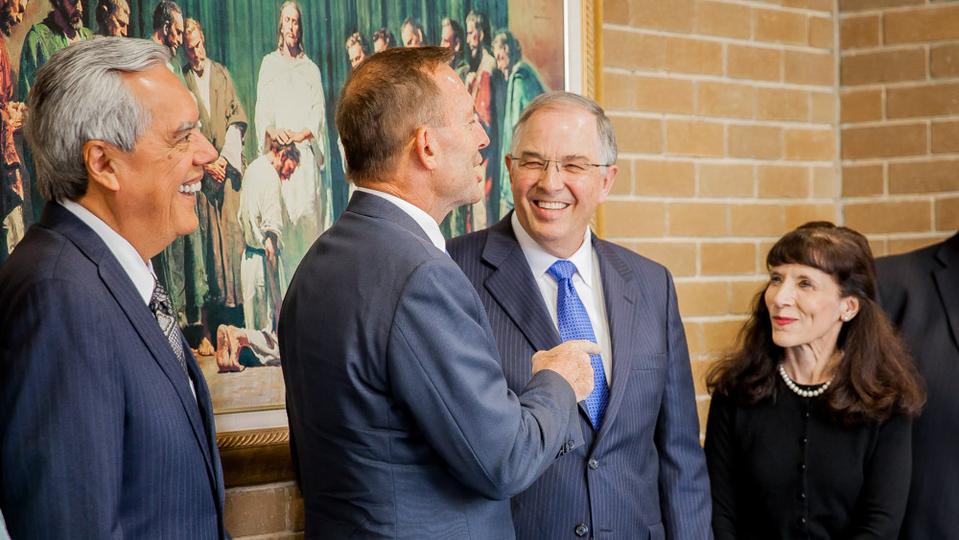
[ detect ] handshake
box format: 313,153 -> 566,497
531,340 -> 600,401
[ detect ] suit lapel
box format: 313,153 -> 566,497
933,233 -> 959,353
593,239 -> 638,442
43,203 -> 219,488
481,218 -> 560,353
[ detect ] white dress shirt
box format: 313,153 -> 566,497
512,213 -> 613,386
354,187 -> 446,252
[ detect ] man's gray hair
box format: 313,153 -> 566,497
24,37 -> 170,202
510,91 -> 618,166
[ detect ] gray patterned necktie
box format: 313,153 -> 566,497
149,281 -> 189,378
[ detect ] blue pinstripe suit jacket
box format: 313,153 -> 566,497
449,216 -> 712,540
0,202 -> 226,539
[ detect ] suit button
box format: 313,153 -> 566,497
575,523 -> 589,537
566,440 -> 575,451
588,458 -> 599,470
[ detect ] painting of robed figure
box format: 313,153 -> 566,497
0,0 -> 573,421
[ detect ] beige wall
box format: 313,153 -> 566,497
839,0 -> 959,254
226,1 -> 959,535
601,0 -> 839,432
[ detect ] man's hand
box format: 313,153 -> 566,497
291,128 -> 314,144
265,127 -> 294,146
204,156 -> 228,183
531,340 -> 599,402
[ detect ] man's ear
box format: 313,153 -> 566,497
597,164 -> 618,205
83,140 -> 122,193
413,126 -> 440,171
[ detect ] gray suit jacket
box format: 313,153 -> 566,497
279,192 -> 583,539
0,202 -> 226,539
877,232 -> 959,540
449,216 -> 712,540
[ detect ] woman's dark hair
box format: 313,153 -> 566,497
706,221 -> 925,423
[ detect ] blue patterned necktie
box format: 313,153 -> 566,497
547,260 -> 609,429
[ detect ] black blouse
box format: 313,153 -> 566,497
704,377 -> 912,540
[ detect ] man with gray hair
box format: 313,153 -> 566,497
0,37 -> 227,538
449,91 -> 712,539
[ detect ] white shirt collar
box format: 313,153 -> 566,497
354,187 -> 447,252
511,212 -> 594,289
58,199 -> 156,304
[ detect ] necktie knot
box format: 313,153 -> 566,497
547,259 -> 578,282
149,282 -> 175,318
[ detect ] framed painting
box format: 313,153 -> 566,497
0,0 -> 600,484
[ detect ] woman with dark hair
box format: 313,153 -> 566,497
705,221 -> 925,540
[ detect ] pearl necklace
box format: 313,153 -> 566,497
778,364 -> 832,398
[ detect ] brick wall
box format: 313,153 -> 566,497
601,0 -> 840,432
839,0 -> 959,255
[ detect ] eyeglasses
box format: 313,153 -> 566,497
508,155 -> 611,177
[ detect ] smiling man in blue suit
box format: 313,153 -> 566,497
449,92 -> 713,540
0,38 -> 227,538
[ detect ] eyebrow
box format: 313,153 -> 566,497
516,150 -> 592,161
175,121 -> 198,134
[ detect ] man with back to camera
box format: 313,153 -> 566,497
279,46 -> 597,539
449,92 -> 713,540
0,37 -> 227,538
877,231 -> 959,540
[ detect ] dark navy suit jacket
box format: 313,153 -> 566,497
449,216 -> 712,540
0,202 -> 226,539
878,232 -> 959,540
279,192 -> 583,539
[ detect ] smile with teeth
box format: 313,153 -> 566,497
178,181 -> 201,194
535,200 -> 569,210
